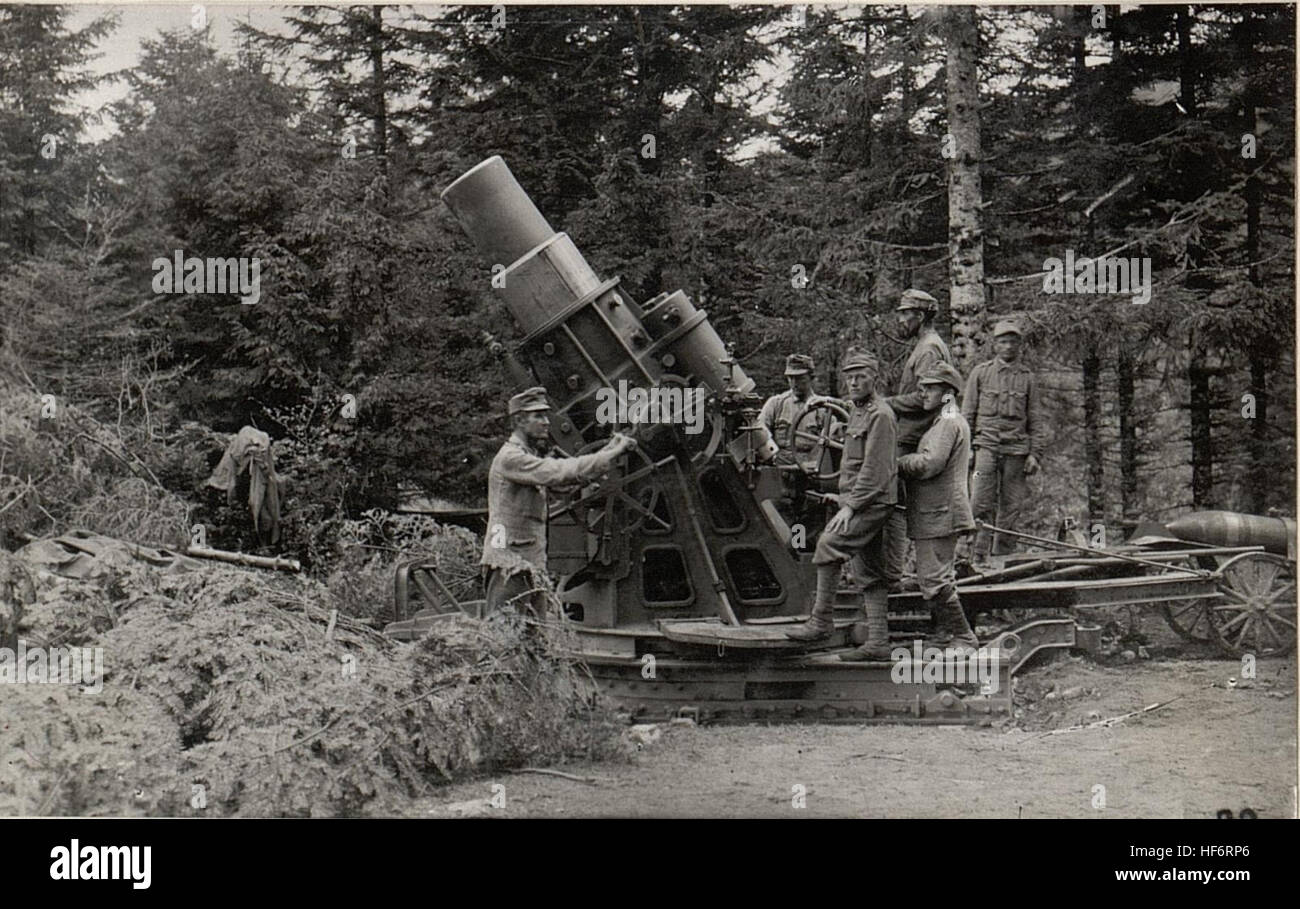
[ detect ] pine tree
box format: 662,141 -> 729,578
0,4 -> 114,260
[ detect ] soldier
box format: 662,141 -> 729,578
898,363 -> 978,650
961,320 -> 1046,564
759,353 -> 830,470
760,353 -> 831,530
787,349 -> 897,662
482,387 -> 637,617
882,288 -> 955,591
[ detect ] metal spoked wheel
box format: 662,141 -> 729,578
1207,552 -> 1296,658
1156,555 -> 1220,644
552,440 -> 668,535
790,399 -> 850,485
1160,600 -> 1217,644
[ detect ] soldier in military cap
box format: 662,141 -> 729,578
898,363 -> 978,650
759,353 -> 831,468
961,320 -> 1047,564
787,348 -> 897,662
760,353 -> 832,529
882,288 -> 956,591
483,387 -> 638,617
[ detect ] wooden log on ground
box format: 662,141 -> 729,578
184,545 -> 301,572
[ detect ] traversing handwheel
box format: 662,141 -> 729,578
549,438 -> 672,535
790,398 -> 849,485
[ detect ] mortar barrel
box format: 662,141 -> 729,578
440,156 -> 559,271
642,290 -> 754,394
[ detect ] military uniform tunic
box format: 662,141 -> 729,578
898,406 -> 975,540
961,357 -> 1046,557
482,431 -> 616,575
759,390 -> 830,467
898,405 -> 974,601
882,327 -> 955,579
885,327 -> 955,450
960,357 -> 1046,457
812,392 -> 897,573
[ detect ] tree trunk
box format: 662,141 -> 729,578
368,5 -> 388,180
860,8 -> 873,168
1189,342 -> 1214,507
1117,342 -> 1138,526
1177,6 -> 1214,508
1083,346 -> 1105,526
1244,97 -> 1270,513
1072,8 -> 1087,80
942,6 -> 984,370
1176,6 -> 1196,115
899,8 -> 915,118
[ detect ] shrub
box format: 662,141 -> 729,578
2,556 -> 625,817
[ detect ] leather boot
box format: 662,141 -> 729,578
839,586 -> 892,661
925,597 -> 953,648
936,593 -> 978,652
787,565 -> 838,643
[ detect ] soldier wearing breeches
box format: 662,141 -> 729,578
898,363 -> 978,650
961,320 -> 1046,563
482,387 -> 636,617
787,349 -> 898,662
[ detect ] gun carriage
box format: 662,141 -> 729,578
385,157 -> 1297,724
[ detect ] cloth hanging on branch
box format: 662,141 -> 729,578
206,426 -> 284,544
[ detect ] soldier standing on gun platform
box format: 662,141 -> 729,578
962,320 -> 1046,565
787,349 -> 897,661
883,289 -> 954,592
898,363 -> 978,650
482,387 -> 637,618
760,354 -> 829,469
760,353 -> 831,528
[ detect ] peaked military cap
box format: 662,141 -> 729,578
917,362 -> 966,393
784,353 -> 814,376
840,348 -> 880,373
508,386 -> 552,415
992,319 -> 1023,338
897,288 -> 939,313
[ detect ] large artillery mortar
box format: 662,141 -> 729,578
437,156 -> 814,633
390,156 -> 999,723
385,157 -> 1296,723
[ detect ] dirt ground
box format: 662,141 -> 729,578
412,639 -> 1297,819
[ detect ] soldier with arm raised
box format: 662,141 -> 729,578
482,387 -> 637,618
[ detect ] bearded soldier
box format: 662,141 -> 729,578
483,387 -> 637,617
882,288 -> 954,592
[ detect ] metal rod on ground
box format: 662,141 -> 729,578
185,545 -> 301,572
1050,551 -> 1263,564
974,521 -> 1210,576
